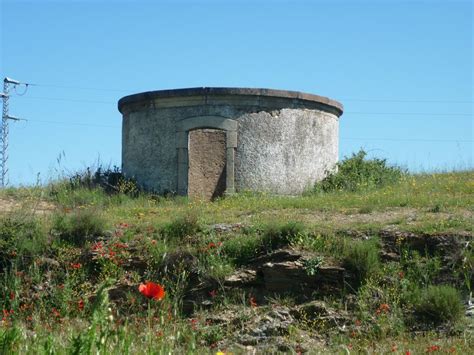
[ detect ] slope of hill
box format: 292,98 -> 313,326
0,169 -> 472,353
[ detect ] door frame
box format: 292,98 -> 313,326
176,116 -> 237,195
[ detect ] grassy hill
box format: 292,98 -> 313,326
0,162 -> 472,353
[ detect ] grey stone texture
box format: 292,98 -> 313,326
118,87 -> 343,196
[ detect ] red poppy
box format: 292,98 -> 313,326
52,307 -> 61,318
138,281 -> 165,300
78,299 -> 85,311
426,345 -> 440,353
190,318 -> 198,330
376,303 -> 390,315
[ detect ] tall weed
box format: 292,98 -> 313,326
343,238 -> 380,288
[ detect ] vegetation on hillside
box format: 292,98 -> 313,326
0,153 -> 472,353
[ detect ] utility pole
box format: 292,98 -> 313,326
1,77 -> 24,188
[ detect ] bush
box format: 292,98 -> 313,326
414,285 -> 464,325
261,221 -> 305,249
314,149 -> 405,193
69,166 -> 139,195
49,166 -> 140,201
401,250 -> 442,287
343,239 -> 380,287
162,213 -> 200,239
52,209 -> 106,246
0,214 -> 47,268
223,234 -> 264,265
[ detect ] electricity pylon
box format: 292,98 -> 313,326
1,77 -> 23,187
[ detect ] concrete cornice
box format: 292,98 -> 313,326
118,87 -> 344,117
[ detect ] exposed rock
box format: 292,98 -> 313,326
293,300 -> 332,318
292,300 -> 350,330
248,248 -> 303,266
379,230 -> 471,258
38,257 -> 60,268
222,248 -> 346,301
182,276 -> 219,315
466,294 -> 474,317
108,284 -> 135,302
215,304 -> 327,353
224,269 -> 260,287
209,223 -> 244,233
261,260 -> 345,295
380,251 -> 400,262
242,306 -> 294,343
161,250 -> 199,275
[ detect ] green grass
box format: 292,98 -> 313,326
0,169 -> 472,353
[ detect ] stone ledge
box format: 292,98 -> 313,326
118,87 -> 344,116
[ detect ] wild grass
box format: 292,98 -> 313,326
0,165 -> 472,353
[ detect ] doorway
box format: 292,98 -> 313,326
187,129 -> 226,200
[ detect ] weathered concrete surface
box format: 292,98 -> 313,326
119,87 -> 343,196
188,129 -> 226,200
122,109 -> 178,193
236,109 -> 338,194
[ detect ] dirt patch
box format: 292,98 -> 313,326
0,198 -> 56,215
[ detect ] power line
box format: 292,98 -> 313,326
26,83 -> 130,93
347,112 -> 472,117
17,96 -> 114,104
17,83 -> 474,104
13,96 -> 474,117
341,98 -> 473,104
4,113 -> 469,143
341,137 -> 473,143
27,119 -> 118,128
18,119 -> 474,142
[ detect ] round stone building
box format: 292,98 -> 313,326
118,87 -> 343,199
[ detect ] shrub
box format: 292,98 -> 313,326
343,239 -> 380,287
0,214 -> 47,268
261,221 -> 305,249
414,285 -> 463,325
401,250 -> 442,287
52,209 -> 106,246
223,234 -> 264,265
49,166 -> 140,203
162,213 -> 200,239
313,149 -> 405,193
69,166 -> 139,195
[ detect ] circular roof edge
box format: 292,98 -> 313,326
118,87 -> 344,116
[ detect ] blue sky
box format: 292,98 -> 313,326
1,0 -> 472,186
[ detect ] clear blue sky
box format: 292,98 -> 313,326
1,0 -> 472,186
